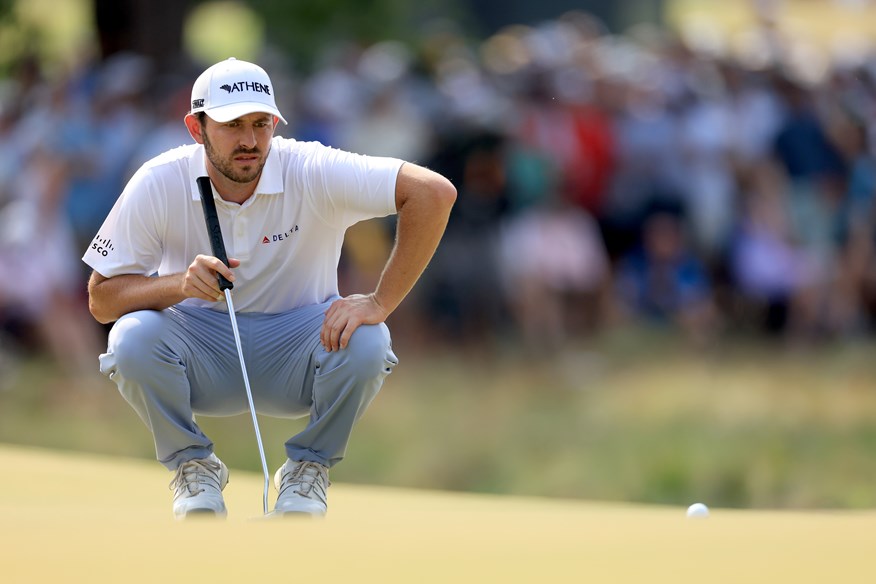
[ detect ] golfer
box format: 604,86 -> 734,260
82,58 -> 455,518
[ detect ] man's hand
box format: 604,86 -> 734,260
321,293 -> 389,352
182,254 -> 240,301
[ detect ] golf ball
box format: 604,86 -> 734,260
686,503 -> 709,518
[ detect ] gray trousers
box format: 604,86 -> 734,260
99,300 -> 397,470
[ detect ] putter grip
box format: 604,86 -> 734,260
196,176 -> 234,291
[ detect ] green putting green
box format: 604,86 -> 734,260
0,444 -> 870,583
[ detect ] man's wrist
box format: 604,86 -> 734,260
370,292 -> 393,316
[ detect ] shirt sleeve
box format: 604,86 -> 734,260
301,142 -> 403,228
81,168 -> 164,278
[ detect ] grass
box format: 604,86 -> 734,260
2,326 -> 876,509
5,444 -> 874,584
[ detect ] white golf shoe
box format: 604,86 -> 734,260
169,454 -> 229,519
273,460 -> 330,516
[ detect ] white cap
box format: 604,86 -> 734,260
190,57 -> 287,124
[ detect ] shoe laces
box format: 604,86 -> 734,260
278,461 -> 330,500
169,458 -> 224,499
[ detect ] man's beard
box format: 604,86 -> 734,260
203,131 -> 266,184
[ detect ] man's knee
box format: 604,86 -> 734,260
103,311 -> 170,378
322,323 -> 396,379
310,323 -> 397,421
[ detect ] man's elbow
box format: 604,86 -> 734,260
88,297 -> 116,325
87,278 -> 116,324
431,175 -> 457,211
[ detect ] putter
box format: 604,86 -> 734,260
197,176 -> 271,516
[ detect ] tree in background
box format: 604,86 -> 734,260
0,0 -> 669,75
94,0 -> 192,68
246,0 -> 466,71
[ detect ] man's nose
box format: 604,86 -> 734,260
238,127 -> 257,148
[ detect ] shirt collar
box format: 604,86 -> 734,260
189,140 -> 283,201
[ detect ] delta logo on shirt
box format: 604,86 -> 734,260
262,225 -> 299,244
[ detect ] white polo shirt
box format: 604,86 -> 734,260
82,137 -> 403,313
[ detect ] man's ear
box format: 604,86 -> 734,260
184,114 -> 205,144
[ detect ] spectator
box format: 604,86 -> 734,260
420,131 -> 511,347
615,200 -> 718,344
0,138 -> 104,376
729,162 -> 822,337
499,188 -> 610,353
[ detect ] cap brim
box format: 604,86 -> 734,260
204,102 -> 288,125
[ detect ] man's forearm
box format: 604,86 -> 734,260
88,272 -> 186,324
373,180 -> 455,315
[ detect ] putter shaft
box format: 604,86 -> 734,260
224,289 -> 271,515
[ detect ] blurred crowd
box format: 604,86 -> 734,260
3,10 -> 876,374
